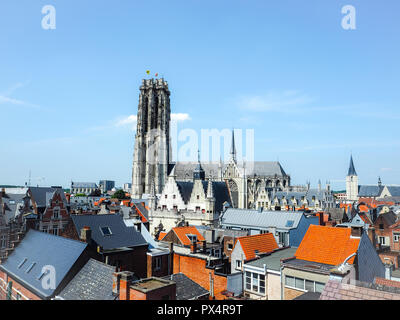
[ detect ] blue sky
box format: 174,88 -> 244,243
1,0 -> 399,190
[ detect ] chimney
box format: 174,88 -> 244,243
168,242 -> 173,275
209,272 -> 214,299
190,240 -> 197,254
350,226 -> 362,238
385,261 -> 393,280
112,272 -> 121,296
202,240 -> 207,253
80,226 -> 92,243
118,271 -> 134,300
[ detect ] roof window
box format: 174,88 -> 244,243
100,226 -> 112,236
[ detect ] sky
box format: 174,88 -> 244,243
0,0 -> 399,190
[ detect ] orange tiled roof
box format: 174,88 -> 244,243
358,212 -> 372,225
375,277 -> 400,289
294,225 -> 360,266
172,226 -> 205,246
158,232 -> 167,241
235,233 -> 279,261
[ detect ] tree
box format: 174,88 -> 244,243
112,189 -> 129,200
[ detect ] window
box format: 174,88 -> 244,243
42,226 -> 48,233
285,276 -> 296,288
173,205 -> 178,210
100,226 -> 112,236
227,243 -> 233,251
53,208 -> 59,219
154,257 -> 162,271
16,293 -> 21,300
52,226 -> 59,236
186,234 -> 197,243
245,272 -> 251,290
285,220 -> 294,228
379,224 -> 384,230
394,233 -> 400,242
18,258 -> 28,269
245,272 -> 266,295
196,195 -> 200,200
285,276 -> 325,293
0,236 -> 7,248
173,195 -> 176,199
26,262 -> 36,273
236,260 -> 242,270
295,278 -> 305,290
165,195 -> 167,199
195,206 -> 200,211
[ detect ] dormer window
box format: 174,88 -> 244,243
186,234 -> 197,243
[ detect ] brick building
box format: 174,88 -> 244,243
60,214 -> 149,278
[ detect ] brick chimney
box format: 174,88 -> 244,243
190,240 -> 197,254
118,271 -> 134,300
80,226 -> 92,243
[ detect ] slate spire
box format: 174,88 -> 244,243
348,155 -> 357,176
230,129 -> 237,163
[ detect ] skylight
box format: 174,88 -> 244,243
100,226 -> 112,236
285,220 -> 295,228
26,262 -> 36,273
18,258 -> 27,269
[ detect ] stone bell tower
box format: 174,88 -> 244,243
131,78 -> 171,199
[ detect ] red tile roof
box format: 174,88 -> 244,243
295,225 -> 360,265
235,233 -> 279,261
172,226 -> 205,246
375,277 -> 400,289
158,232 -> 167,241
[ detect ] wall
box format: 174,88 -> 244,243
0,270 -> 41,300
267,272 -> 281,300
129,284 -> 176,300
147,253 -> 170,278
282,267 -> 329,300
230,243 -> 245,273
173,253 -> 227,300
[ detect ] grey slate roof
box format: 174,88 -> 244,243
71,182 -> 98,188
175,181 -> 232,212
0,229 -> 88,299
358,185 -> 383,197
70,214 -> 148,250
245,247 -> 297,271
220,208 -> 304,230
387,186 -> 400,197
162,273 -> 209,300
348,155 -> 357,176
2,193 -> 26,223
58,258 -> 116,300
170,161 -> 288,180
29,187 -> 67,208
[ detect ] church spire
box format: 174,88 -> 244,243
348,155 -> 357,176
230,129 -> 237,163
193,149 -> 205,180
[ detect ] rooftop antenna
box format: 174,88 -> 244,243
28,170 -> 31,187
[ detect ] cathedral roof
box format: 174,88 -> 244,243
169,161 -> 288,181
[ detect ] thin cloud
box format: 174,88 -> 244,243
0,81 -> 40,109
238,90 -> 317,113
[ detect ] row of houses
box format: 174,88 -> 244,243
1,185 -> 400,300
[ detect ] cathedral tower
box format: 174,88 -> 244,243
346,155 -> 358,202
131,78 -> 171,199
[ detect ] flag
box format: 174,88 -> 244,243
146,70 -> 150,75
155,73 -> 158,77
